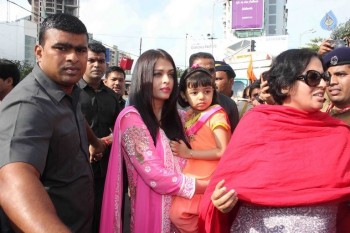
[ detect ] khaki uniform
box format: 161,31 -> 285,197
329,109 -> 350,125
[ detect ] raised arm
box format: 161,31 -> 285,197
0,163 -> 71,233
317,39 -> 333,56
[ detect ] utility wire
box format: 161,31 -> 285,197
7,0 -> 43,20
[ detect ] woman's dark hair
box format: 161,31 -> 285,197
267,48 -> 322,105
178,67 -> 218,108
129,49 -> 188,146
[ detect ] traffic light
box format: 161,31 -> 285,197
250,40 -> 256,52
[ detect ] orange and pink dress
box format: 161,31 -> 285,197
170,104 -> 230,233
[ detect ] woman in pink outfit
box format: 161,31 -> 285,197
99,49 -> 207,233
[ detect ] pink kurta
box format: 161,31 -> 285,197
100,106 -> 196,233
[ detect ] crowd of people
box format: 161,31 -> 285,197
0,13 -> 350,233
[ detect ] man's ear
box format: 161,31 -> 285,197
35,44 -> 43,63
5,77 -> 13,87
229,78 -> 234,87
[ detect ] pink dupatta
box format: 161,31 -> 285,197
99,107 -> 127,233
185,105 -> 223,137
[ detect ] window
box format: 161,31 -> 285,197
268,25 -> 276,35
269,5 -> 276,14
269,15 -> 276,24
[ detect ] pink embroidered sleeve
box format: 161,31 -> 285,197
120,111 -> 195,199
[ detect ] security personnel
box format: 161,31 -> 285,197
323,46 -> 350,233
323,47 -> 350,124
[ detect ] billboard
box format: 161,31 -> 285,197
105,48 -> 110,63
232,0 -> 264,30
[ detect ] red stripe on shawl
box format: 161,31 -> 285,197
198,105 -> 350,233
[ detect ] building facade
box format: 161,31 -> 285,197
221,0 -> 288,39
1,1 -> 132,71
28,0 -> 79,24
0,18 -> 37,66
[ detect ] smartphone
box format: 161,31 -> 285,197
328,39 -> 349,49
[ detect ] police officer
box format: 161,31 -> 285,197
323,47 -> 350,124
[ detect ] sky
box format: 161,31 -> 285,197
0,0 -> 349,69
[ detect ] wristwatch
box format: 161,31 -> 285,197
255,96 -> 265,104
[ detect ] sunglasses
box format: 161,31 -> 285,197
296,70 -> 331,87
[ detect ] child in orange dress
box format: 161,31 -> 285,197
169,66 -> 231,233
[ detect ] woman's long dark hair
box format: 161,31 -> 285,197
129,49 -> 189,146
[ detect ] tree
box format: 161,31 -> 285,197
304,19 -> 350,51
11,60 -> 33,80
331,19 -> 350,39
304,37 -> 325,52
176,67 -> 185,79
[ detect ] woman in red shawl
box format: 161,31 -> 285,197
198,49 -> 350,233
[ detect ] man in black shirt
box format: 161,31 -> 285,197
103,66 -> 127,109
0,13 -> 102,233
78,42 -> 121,233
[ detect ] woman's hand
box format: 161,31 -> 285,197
258,79 -> 275,105
169,140 -> 191,158
211,180 -> 238,213
318,40 -> 333,56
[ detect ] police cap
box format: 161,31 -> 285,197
323,47 -> 350,68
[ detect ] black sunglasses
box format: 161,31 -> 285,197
296,70 -> 331,87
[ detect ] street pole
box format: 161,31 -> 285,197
139,37 -> 142,56
299,29 -> 316,48
211,1 -> 215,54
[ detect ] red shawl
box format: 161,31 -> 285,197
198,105 -> 350,233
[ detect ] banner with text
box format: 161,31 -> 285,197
232,0 -> 264,30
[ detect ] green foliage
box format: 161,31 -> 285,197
176,67 -> 185,79
11,60 -> 33,80
304,18 -> 350,51
331,19 -> 350,39
304,37 -> 325,52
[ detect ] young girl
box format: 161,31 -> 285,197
99,49 -> 208,233
169,66 -> 231,233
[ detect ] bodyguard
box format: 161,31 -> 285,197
0,13 -> 95,233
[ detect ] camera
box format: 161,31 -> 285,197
329,39 -> 349,49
